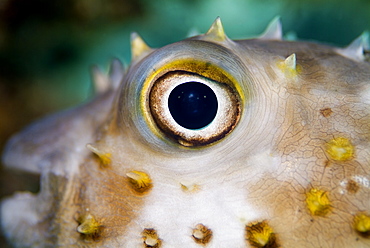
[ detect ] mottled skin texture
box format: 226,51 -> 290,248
1,19 -> 370,247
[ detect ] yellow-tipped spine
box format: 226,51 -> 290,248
77,214 -> 101,237
278,53 -> 300,78
86,143 -> 111,166
127,170 -> 152,193
204,17 -> 228,42
130,32 -> 152,62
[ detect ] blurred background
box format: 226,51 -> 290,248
0,0 -> 369,246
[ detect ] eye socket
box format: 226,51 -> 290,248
149,71 -> 240,147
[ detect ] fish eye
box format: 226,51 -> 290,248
149,71 -> 241,147
168,81 -> 218,130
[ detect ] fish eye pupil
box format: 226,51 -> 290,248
168,82 -> 218,129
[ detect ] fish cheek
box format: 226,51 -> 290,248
246,174 -> 362,247
72,155 -> 147,244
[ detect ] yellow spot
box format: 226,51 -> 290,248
354,213 -> 370,236
245,220 -> 278,248
192,224 -> 213,245
77,214 -> 101,236
306,188 -> 331,216
326,137 -> 354,161
142,228 -> 161,247
180,182 -> 200,192
86,143 -> 111,165
127,170 -> 152,193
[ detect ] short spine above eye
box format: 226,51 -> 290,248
203,17 -> 229,42
130,32 -> 153,62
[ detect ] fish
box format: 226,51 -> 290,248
1,17 -> 370,247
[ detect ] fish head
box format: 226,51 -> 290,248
1,17 -> 370,247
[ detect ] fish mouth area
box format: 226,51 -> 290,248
0,166 -> 40,247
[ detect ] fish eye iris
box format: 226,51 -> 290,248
168,82 -> 218,129
149,70 -> 241,147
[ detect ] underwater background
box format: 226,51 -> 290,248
0,0 -> 369,246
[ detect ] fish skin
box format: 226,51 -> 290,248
1,18 -> 370,247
